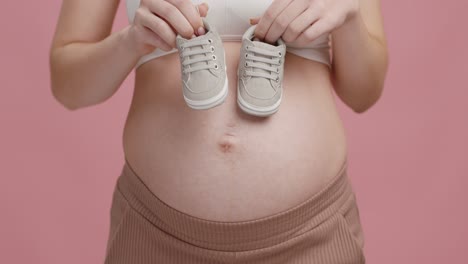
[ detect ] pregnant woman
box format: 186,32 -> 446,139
50,0 -> 388,263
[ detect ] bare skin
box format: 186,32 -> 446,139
123,46 -> 348,221
50,0 -> 388,222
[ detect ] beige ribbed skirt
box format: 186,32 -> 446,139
104,158 -> 366,263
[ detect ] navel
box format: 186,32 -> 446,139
217,134 -> 238,154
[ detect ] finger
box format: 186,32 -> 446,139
254,0 -> 294,41
166,0 -> 204,33
138,7 -> 177,47
135,10 -> 173,51
295,17 -> 332,46
282,7 -> 321,43
264,0 -> 309,44
147,0 -> 194,38
194,3 -> 210,36
249,17 -> 261,25
197,2 -> 209,17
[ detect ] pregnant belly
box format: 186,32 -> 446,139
122,43 -> 348,222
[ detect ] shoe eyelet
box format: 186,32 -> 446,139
245,53 -> 248,58
245,46 -> 249,50
278,51 -> 282,57
214,64 -> 219,69
208,39 -> 213,43
212,55 -> 217,60
276,68 -> 279,73
245,62 -> 248,67
210,46 -> 215,52
275,76 -> 279,82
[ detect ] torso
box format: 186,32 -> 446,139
122,42 -> 348,222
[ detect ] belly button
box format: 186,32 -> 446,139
218,134 -> 238,153
218,119 -> 239,153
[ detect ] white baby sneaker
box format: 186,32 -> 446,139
237,25 -> 286,117
175,18 -> 228,110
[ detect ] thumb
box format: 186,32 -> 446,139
197,2 -> 209,17
249,17 -> 261,25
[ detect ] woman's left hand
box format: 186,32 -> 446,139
250,0 -> 360,46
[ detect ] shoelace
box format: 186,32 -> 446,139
180,38 -> 218,73
244,45 -> 282,82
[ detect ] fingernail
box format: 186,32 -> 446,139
197,26 -> 205,36
249,18 -> 254,25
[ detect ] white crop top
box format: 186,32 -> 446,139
126,0 -> 331,68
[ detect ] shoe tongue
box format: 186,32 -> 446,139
249,38 -> 278,85
187,34 -> 210,72
179,31 -> 214,81
251,38 -> 279,50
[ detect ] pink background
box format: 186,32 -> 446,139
1,0 -> 467,263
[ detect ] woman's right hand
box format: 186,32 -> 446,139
126,0 -> 209,56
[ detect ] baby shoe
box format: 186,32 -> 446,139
175,18 -> 228,110
237,25 -> 286,117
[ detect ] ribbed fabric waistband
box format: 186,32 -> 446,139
117,158 -> 353,252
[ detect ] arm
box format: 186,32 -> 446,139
50,0 -> 209,111
50,0 -> 138,110
330,0 -> 389,113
